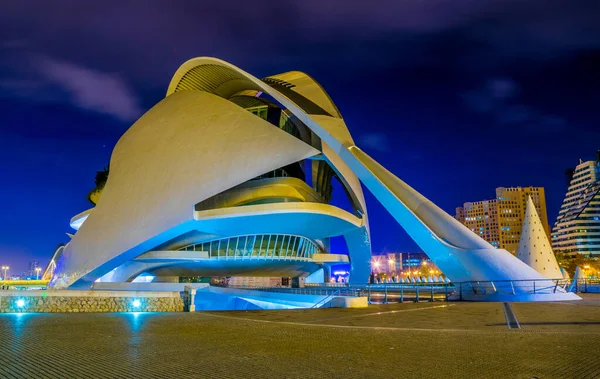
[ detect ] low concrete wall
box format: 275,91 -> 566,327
92,282 -> 209,292
194,287 -> 368,311
327,296 -> 368,308
0,290 -> 184,313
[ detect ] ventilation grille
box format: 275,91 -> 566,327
262,77 -> 296,89
174,64 -> 259,96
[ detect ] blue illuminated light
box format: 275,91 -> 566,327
132,299 -> 141,308
16,299 -> 25,308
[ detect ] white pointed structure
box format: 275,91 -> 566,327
561,267 -> 570,279
569,266 -> 586,292
574,266 -> 586,280
516,196 -> 562,279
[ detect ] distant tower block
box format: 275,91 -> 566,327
516,196 -> 562,278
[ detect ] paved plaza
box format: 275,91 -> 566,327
1,295 -> 599,378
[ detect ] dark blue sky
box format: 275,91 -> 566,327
1,1 -> 600,273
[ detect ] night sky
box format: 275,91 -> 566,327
2,1 -> 600,273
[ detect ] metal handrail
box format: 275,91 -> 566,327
457,278 -> 598,296
311,289 -> 341,308
223,285 -> 363,297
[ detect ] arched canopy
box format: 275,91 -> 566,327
166,57 -> 365,215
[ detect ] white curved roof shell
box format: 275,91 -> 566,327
53,91 -> 322,288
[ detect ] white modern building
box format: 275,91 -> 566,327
47,57 -> 578,301
552,152 -> 600,258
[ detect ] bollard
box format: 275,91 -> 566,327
430,285 -> 434,302
400,286 -> 404,303
384,286 -> 388,304
184,285 -> 196,312
415,286 -> 419,303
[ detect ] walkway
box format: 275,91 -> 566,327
0,295 -> 599,378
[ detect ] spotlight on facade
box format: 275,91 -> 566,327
132,299 -> 141,308
16,299 -> 25,308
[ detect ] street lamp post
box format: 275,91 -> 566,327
35,267 -> 41,280
1,266 -> 8,281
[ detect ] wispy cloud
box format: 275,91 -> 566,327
38,57 -> 141,121
461,77 -> 567,133
1,54 -> 142,122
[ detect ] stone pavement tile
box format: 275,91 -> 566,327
0,303 -> 598,378
511,294 -> 600,332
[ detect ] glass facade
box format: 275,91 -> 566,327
178,234 -> 321,259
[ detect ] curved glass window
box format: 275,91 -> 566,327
178,234 -> 321,259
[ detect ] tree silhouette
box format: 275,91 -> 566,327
86,165 -> 109,205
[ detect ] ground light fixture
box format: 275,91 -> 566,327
132,299 -> 141,308
16,299 -> 25,308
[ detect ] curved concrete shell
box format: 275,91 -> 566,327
52,56 -> 578,301
53,91 -> 324,288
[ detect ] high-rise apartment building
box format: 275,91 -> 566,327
552,152 -> 600,258
28,261 -> 39,277
455,187 -> 550,254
